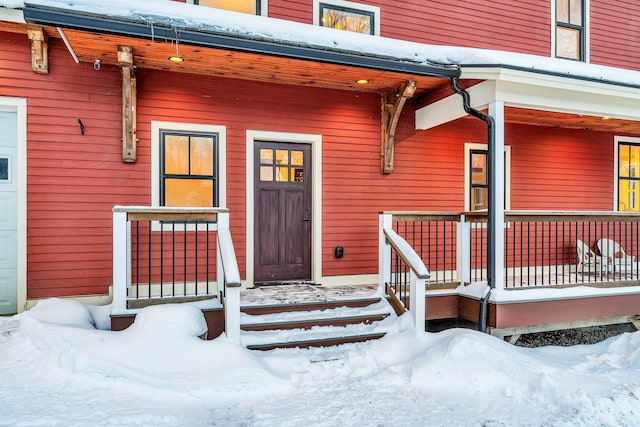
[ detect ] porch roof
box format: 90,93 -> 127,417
10,0 -> 463,97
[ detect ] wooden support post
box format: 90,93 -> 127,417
381,80 -> 416,174
26,25 -> 48,74
118,45 -> 137,163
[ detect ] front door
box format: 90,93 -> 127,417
0,110 -> 18,314
254,141 -> 312,283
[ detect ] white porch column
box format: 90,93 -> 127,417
457,214 -> 471,285
379,213 -> 393,295
489,101 -> 505,291
112,208 -> 129,315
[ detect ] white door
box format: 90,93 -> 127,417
0,110 -> 17,314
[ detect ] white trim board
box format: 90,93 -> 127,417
245,130 -> 323,287
416,68 -> 640,130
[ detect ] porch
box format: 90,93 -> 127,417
110,207 -> 640,346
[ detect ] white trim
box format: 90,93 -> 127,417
614,135 -> 640,212
0,8 -> 25,23
313,0 -> 381,36
0,97 -> 26,313
416,69 -> 640,131
150,120 -> 226,207
464,142 -> 511,212
246,130 -> 322,287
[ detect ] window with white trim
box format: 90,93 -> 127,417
616,137 -> 640,212
555,0 -> 586,61
313,0 -> 380,35
186,0 -> 267,16
152,121 -> 226,209
464,143 -> 511,212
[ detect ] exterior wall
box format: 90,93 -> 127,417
0,32 -> 122,299
590,1 -> 640,71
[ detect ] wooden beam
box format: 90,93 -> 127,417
26,25 -> 48,74
118,45 -> 137,163
381,80 -> 416,174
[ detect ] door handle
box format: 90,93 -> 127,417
303,215 -> 312,222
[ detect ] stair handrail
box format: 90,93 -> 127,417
379,214 -> 430,332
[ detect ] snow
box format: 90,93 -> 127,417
2,298 -> 640,426
4,0 -> 640,87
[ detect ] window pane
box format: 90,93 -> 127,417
260,149 -> 273,165
165,179 -> 213,207
556,0 -> 569,22
569,0 -> 582,25
619,179 -> 640,212
291,150 -> 304,166
190,136 -> 214,176
0,158 -> 7,180
472,187 -> 488,211
260,166 -> 273,181
276,166 -> 289,182
556,27 -> 580,59
292,167 -> 304,182
197,0 -> 257,14
164,135 -> 189,174
321,6 -> 372,34
620,145 -> 631,178
471,152 -> 487,185
276,150 -> 289,165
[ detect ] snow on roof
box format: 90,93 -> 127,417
5,0 -> 640,87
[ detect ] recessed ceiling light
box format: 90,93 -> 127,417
356,79 -> 369,84
168,55 -> 184,63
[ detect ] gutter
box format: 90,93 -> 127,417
22,4 -> 460,79
450,76 -> 495,333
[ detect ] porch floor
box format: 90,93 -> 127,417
240,283 -> 379,307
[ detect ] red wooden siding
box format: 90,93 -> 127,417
590,1 -> 640,71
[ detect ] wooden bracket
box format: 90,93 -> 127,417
118,45 -> 137,163
26,25 -> 48,74
381,80 -> 416,174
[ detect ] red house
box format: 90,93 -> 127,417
2,0 -> 640,343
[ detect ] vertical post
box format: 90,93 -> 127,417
457,214 -> 471,284
379,213 -> 393,295
217,212 -> 228,297
489,101 -> 505,291
112,209 -> 128,315
409,271 -> 426,332
224,286 -> 241,344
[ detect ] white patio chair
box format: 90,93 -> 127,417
576,239 -> 608,275
596,238 -> 636,273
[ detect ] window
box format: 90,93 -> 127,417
464,143 -> 511,212
617,138 -> 640,212
314,0 -> 380,35
187,0 -> 266,16
152,121 -> 226,210
555,0 -> 585,61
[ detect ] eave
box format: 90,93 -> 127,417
19,3 -> 459,96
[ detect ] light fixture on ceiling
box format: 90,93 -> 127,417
168,29 -> 184,63
601,116 -> 611,120
356,79 -> 369,85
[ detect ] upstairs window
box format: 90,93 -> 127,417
555,0 -> 585,60
314,0 -> 380,35
188,0 -> 265,16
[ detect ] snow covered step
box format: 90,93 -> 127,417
239,298 -> 396,350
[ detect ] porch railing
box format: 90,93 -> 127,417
380,211 -> 640,290
112,206 -> 242,342
379,214 -> 430,331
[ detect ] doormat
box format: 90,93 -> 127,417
253,281 -> 320,287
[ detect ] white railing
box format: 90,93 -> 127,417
379,213 -> 430,332
112,206 -> 242,342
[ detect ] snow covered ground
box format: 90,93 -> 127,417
2,298 -> 640,426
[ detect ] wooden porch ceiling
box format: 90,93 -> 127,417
9,22 -> 451,96
504,107 -> 640,134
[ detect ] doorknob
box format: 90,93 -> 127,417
303,207 -> 311,222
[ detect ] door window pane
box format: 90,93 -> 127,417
260,149 -> 273,165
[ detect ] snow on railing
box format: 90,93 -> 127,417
379,213 -> 430,332
112,206 -> 242,342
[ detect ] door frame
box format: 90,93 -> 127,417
246,130 -> 322,287
0,97 -> 26,313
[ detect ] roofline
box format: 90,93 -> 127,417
461,63 -> 640,90
22,4 -> 460,79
